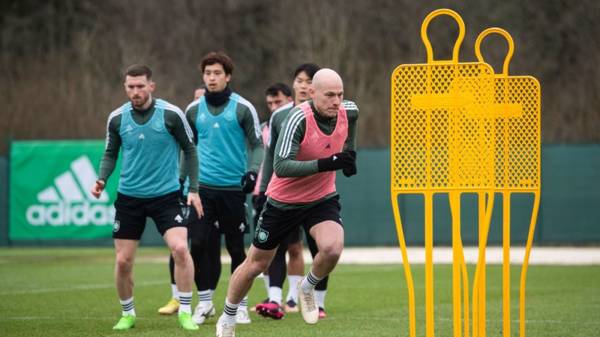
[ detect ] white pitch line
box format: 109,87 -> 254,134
4,315 -> 599,326
0,280 -> 165,296
1,316 -> 116,321
192,247 -> 600,265
334,247 -> 600,265
139,246 -> 600,265
326,316 -> 600,326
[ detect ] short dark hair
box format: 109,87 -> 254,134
293,63 -> 320,80
265,82 -> 292,97
125,64 -> 152,79
200,51 -> 234,75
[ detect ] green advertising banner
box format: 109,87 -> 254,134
10,140 -> 119,240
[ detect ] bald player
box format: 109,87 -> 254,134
215,68 -> 359,337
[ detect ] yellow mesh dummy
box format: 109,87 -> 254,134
390,9 -> 496,337
470,28 -> 541,337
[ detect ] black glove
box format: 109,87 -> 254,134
252,191 -> 267,210
241,171 -> 258,193
342,150 -> 357,177
317,151 -> 356,172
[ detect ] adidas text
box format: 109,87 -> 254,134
26,202 -> 116,226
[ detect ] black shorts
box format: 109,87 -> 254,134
253,208 -> 301,245
256,222 -> 302,246
253,195 -> 342,250
189,188 -> 248,243
286,226 -> 303,245
113,191 -> 188,240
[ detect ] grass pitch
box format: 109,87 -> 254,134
0,247 -> 598,337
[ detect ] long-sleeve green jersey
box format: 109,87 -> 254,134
183,93 -> 264,190
265,100 -> 358,209
99,98 -> 199,195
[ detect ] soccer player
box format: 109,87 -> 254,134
185,51 -> 263,325
252,82 -> 296,318
215,68 -> 359,337
254,64 -> 322,320
158,84 -> 207,316
252,83 -> 293,229
90,64 -> 203,331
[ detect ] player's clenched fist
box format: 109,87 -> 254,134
317,151 -> 356,172
91,179 -> 105,199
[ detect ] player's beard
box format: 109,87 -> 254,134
131,95 -> 150,109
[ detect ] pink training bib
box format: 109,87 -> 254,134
267,102 -> 348,203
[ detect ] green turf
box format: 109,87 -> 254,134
0,247 -> 598,337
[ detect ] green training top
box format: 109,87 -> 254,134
183,93 -> 264,191
99,98 -> 199,192
267,100 -> 359,209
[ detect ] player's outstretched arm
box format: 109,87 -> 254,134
238,100 -> 264,190
92,112 -> 122,198
166,108 -> 203,218
166,108 -> 199,193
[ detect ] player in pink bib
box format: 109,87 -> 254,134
266,100 -> 348,202
216,69 -> 359,337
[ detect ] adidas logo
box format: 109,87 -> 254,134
174,214 -> 183,223
26,156 -> 116,227
332,155 -> 338,161
138,133 -> 145,140
213,122 -> 220,128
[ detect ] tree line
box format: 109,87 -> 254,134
1,0 -> 598,154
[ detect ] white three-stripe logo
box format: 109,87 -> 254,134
37,156 -> 108,203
